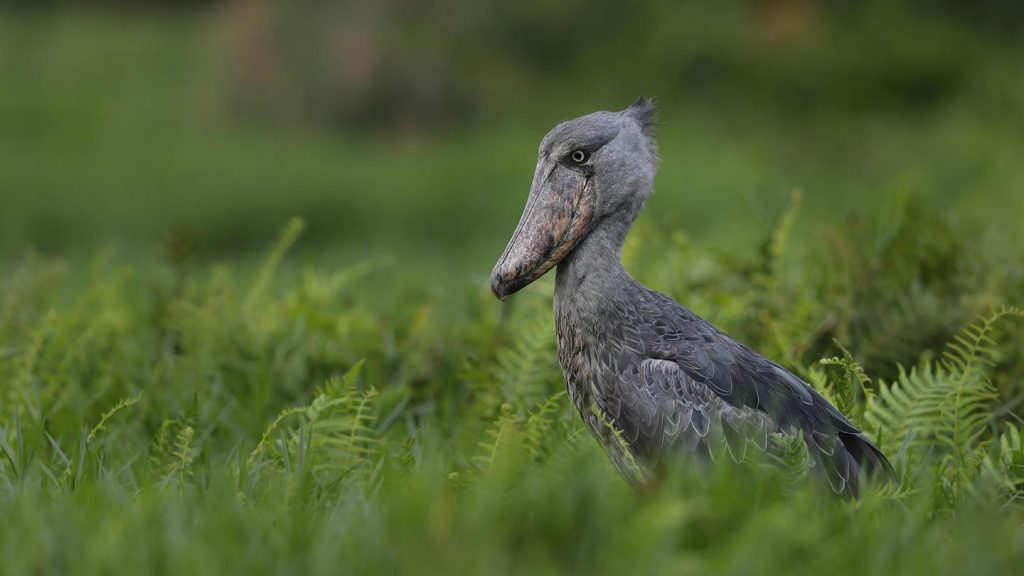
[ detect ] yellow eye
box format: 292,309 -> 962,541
569,149 -> 589,164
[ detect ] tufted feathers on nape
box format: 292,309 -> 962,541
624,96 -> 658,139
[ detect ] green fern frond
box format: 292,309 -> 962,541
87,393 -> 142,444
761,188 -> 803,278
939,305 -> 1023,383
523,391 -> 569,462
148,395 -> 200,487
589,403 -> 650,486
151,395 -> 199,481
461,297 -> 560,415
819,340 -> 873,422
244,217 -> 306,316
492,307 -> 559,411
866,362 -> 997,457
320,359 -> 365,398
249,361 -> 384,486
5,309 -> 57,422
766,432 -> 811,485
866,307 -> 1022,453
166,425 -> 196,485
248,405 -> 309,469
864,306 -> 1023,507
471,403 -> 522,475
312,386 -> 381,473
150,419 -> 175,476
311,361 -> 383,474
978,425 -> 1024,507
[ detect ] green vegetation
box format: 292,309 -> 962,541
3,4 -> 1024,575
3,203 -> 1024,574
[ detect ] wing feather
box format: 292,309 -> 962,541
604,358 -> 775,465
626,291 -> 892,495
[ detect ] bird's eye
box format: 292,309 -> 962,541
568,149 -> 589,164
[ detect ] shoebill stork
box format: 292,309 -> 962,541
490,98 -> 892,496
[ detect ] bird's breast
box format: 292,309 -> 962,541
554,304 -> 621,418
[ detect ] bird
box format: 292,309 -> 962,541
489,97 -> 893,496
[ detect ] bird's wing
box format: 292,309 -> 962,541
631,294 -> 890,494
637,296 -> 857,434
621,356 -> 867,495
606,357 -> 775,466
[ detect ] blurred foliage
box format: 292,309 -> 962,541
216,0 -> 1024,130
3,1 -> 1024,260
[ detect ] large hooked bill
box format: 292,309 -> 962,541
490,162 -> 594,300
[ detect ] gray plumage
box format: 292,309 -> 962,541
491,97 -> 892,496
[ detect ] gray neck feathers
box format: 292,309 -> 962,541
556,202 -> 641,294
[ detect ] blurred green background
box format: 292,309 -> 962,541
3,0 -> 1023,276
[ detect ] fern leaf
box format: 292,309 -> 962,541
244,217 -> 305,316
819,340 -> 871,421
471,403 -> 521,475
87,393 -> 142,444
766,432 -> 811,485
523,392 -> 569,462
864,306 -> 1023,506
979,425 -> 1024,506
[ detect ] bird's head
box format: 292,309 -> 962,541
490,97 -> 658,300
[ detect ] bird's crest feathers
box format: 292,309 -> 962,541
624,96 -> 658,140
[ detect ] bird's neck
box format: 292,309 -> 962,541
555,212 -> 635,297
